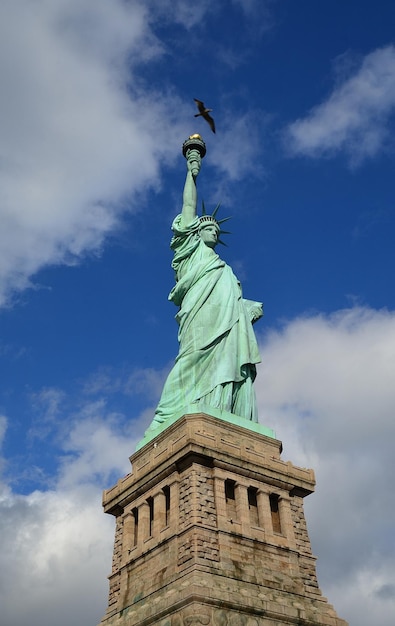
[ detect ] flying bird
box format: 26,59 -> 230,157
194,98 -> 216,133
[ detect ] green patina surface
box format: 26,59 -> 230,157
143,135 -> 268,441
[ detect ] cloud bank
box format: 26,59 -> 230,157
0,405 -> 138,626
257,306 -> 395,626
285,45 -> 395,165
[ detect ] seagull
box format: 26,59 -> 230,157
194,98 -> 216,133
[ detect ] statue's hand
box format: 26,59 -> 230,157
251,303 -> 263,323
243,299 -> 264,324
186,149 -> 201,177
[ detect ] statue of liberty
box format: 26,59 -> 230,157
146,135 -> 263,433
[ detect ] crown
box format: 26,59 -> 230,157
198,201 -> 231,245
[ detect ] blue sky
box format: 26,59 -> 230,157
1,1 -> 395,625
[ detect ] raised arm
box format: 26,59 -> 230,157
180,149 -> 201,227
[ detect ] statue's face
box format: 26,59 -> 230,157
199,224 -> 219,248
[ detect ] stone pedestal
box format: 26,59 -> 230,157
99,413 -> 347,626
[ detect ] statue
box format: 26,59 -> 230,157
146,135 -> 263,434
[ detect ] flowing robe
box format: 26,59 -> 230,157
153,214 -> 261,425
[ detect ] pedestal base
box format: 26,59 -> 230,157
99,412 -> 347,626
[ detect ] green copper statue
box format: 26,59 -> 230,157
147,135 -> 263,433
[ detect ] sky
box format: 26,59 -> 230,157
0,1 -> 394,625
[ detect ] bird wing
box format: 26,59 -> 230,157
194,98 -> 205,113
203,112 -> 216,133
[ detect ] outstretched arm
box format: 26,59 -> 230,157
181,149 -> 201,227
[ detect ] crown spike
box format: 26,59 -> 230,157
212,202 -> 221,218
198,203 -> 232,239
217,216 -> 232,225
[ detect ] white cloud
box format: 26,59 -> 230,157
205,108 -> 268,208
285,45 -> 395,165
28,387 -> 66,443
0,415 -> 6,443
124,367 -> 170,403
209,111 -> 265,181
0,484 -> 114,626
256,306 -> 395,626
152,0 -> 213,29
82,364 -> 170,402
0,0 -> 197,307
231,0 -> 275,29
58,403 -> 138,488
0,416 -> 7,478
0,405 -> 140,626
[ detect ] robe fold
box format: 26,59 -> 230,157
153,214 -> 261,425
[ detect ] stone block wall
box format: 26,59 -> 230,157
98,413 -> 347,626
